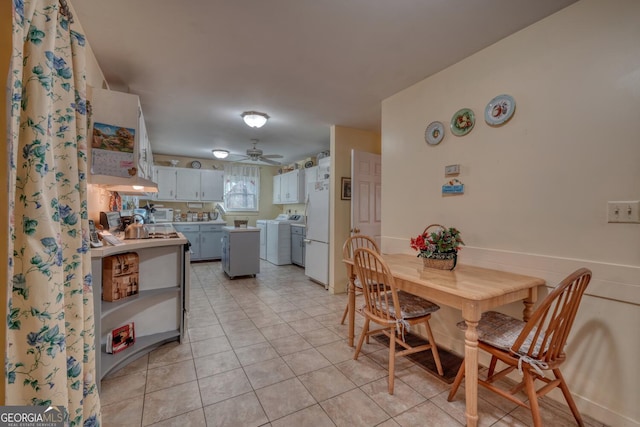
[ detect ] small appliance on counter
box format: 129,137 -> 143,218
100,211 -> 122,232
153,208 -> 174,223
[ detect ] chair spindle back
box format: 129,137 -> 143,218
353,247 -> 400,326
512,268 -> 592,367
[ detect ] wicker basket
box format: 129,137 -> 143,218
422,252 -> 457,270
420,224 -> 457,270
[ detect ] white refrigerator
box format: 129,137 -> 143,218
304,175 -> 330,288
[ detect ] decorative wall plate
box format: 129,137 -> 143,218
425,121 -> 445,145
450,108 -> 475,136
485,94 -> 516,126
304,160 -> 314,168
190,160 -> 202,169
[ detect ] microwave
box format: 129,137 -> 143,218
153,208 -> 174,223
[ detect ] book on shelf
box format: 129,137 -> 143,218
106,322 -> 135,354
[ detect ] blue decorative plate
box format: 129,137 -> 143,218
450,108 -> 475,136
485,94 -> 516,126
425,121 -> 444,145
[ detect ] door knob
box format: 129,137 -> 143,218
350,227 -> 360,234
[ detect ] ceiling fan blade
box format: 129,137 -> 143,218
261,154 -> 283,159
260,157 -> 281,166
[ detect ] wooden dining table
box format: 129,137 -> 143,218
343,253 -> 545,427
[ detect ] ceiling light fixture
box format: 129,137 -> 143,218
241,111 -> 269,128
212,149 -> 230,159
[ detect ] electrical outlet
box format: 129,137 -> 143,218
607,201 -> 640,223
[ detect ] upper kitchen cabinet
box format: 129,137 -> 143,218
154,167 -> 178,200
153,166 -> 223,202
176,169 -> 201,201
89,88 -> 154,183
200,169 -> 224,201
273,169 -> 305,204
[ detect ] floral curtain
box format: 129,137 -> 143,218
6,0 -> 101,425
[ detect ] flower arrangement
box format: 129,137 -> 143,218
410,226 -> 464,259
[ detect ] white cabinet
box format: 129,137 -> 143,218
273,169 -> 305,204
154,167 -> 177,200
153,167 -> 223,202
176,169 -> 201,201
199,170 -> 224,201
273,174 -> 283,204
89,88 -> 154,182
137,112 -> 153,180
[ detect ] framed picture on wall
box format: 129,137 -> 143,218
341,177 -> 351,200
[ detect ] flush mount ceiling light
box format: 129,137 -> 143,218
241,111 -> 269,128
212,149 -> 230,159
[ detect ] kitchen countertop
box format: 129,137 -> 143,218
90,233 -> 188,258
222,226 -> 260,232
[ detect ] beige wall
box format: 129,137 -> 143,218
329,126 -> 380,293
381,1 -> 639,425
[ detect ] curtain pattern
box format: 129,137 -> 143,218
6,1 -> 101,425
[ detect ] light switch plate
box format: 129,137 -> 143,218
607,201 -> 640,223
445,164 -> 460,176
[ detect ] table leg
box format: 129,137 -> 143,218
347,269 -> 356,347
523,287 -> 538,321
463,315 -> 480,427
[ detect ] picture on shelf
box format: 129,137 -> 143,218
106,322 -> 135,354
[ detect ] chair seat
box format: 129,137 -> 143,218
456,311 -> 542,355
386,291 -> 440,319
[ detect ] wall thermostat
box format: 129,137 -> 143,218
445,164 -> 460,176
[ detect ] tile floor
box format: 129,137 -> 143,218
100,260 -> 606,427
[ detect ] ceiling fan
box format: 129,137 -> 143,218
233,139 -> 283,165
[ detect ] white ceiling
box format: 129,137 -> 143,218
71,0 -> 576,165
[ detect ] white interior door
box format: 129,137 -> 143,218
351,150 -> 382,247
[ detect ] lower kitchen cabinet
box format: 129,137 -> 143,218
291,224 -> 305,267
200,224 -> 224,260
222,226 -> 260,279
174,223 -> 225,261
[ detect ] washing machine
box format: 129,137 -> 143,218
256,219 -> 269,260
266,214 -> 304,265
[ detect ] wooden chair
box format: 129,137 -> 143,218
447,268 -> 592,427
340,235 -> 381,325
352,247 -> 443,394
